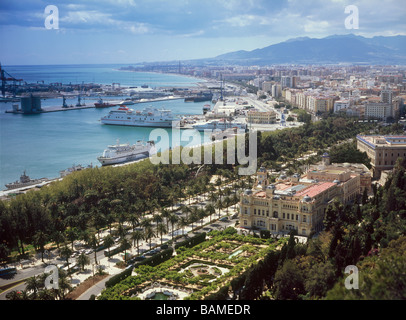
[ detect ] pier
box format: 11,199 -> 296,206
5,96 -> 185,114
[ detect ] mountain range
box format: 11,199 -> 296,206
200,34 -> 406,65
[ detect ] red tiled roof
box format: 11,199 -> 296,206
295,182 -> 336,198
255,191 -> 266,198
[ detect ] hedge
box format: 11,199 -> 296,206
105,266 -> 133,288
104,242 -> 131,257
136,248 -> 174,267
175,232 -> 206,250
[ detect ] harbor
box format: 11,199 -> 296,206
0,64 -> 303,191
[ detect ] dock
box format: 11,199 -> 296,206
5,105 -> 95,114
5,96 -> 185,114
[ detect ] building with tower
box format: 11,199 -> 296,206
238,156 -> 371,236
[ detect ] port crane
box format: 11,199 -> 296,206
0,63 -> 23,97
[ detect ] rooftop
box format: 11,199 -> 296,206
357,135 -> 406,147
295,182 -> 336,198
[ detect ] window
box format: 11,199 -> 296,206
254,209 -> 256,215
283,213 -> 285,219
296,214 -> 299,221
303,215 -> 307,222
244,220 -> 247,226
266,210 -> 269,217
302,229 -> 306,235
287,213 -> 290,219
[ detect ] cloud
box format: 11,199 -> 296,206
1,0 -> 406,65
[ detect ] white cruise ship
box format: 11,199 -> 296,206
97,140 -> 154,166
100,105 -> 179,128
192,119 -> 247,131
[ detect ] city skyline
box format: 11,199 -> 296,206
1,0 -> 406,65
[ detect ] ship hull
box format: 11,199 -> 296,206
5,179 -> 47,190
95,103 -> 117,108
101,119 -> 178,128
97,152 -> 149,166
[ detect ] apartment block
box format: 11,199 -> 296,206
247,110 -> 277,124
357,135 -> 406,178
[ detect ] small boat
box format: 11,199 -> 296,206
94,98 -> 117,108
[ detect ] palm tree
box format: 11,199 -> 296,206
37,288 -> 55,300
152,213 -> 163,236
205,204 -> 215,222
208,192 -> 218,205
56,269 -> 72,300
178,216 -> 188,236
59,245 -> 73,276
64,227 -> 78,251
140,217 -> 152,230
77,252 -> 90,272
33,230 -> 48,263
232,193 -> 239,209
130,230 -> 144,255
128,207 -> 140,233
198,208 -> 206,227
223,196 -> 231,216
91,208 -> 106,240
157,223 -> 167,245
189,207 -> 199,230
86,233 -> 99,265
144,226 -> 156,250
25,275 -> 42,299
103,234 -> 115,258
181,205 -> 191,220
168,213 -> 179,240
160,208 -> 171,231
120,237 -> 131,263
51,231 -> 65,251
215,199 -> 223,218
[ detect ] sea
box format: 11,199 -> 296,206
0,64 -> 214,190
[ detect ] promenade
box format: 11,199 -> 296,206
0,182 -> 240,300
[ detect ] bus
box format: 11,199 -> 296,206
0,266 -> 17,277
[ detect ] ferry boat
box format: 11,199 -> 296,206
192,119 -> 247,131
94,98 -> 117,108
5,171 -> 48,190
100,105 -> 180,128
97,140 -> 154,166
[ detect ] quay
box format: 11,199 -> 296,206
5,96 -> 185,114
5,104 -> 95,114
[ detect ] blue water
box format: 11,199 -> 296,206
0,64 -> 213,190
3,64 -> 202,87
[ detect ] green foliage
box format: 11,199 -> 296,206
174,232 -> 206,250
328,141 -> 371,169
136,248 -> 173,267
105,266 -> 133,288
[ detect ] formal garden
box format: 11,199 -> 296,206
97,228 -> 287,300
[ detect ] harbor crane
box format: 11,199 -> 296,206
0,63 -> 23,97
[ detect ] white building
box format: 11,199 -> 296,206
365,102 -> 393,120
334,100 -> 350,113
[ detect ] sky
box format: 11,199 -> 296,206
0,0 -> 405,65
